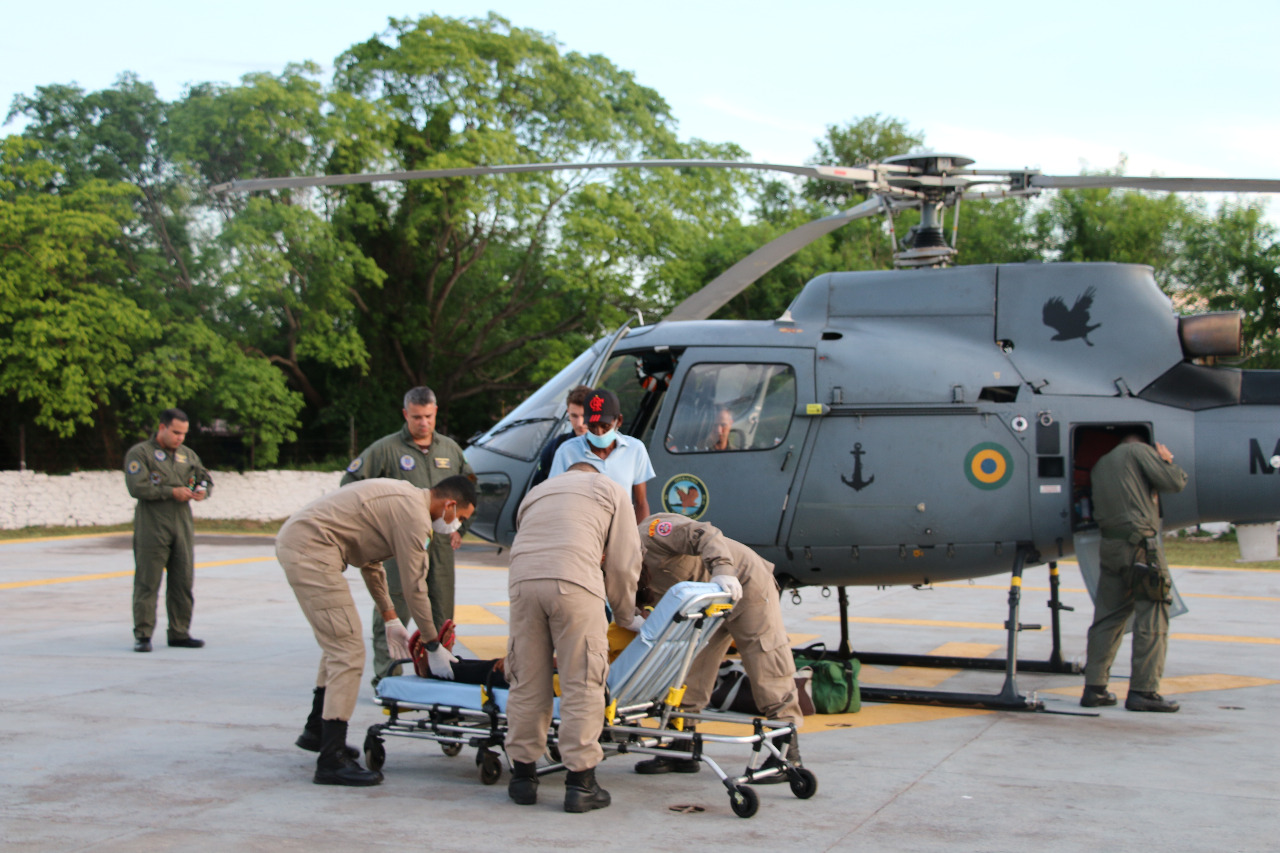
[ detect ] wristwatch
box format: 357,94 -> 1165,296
425,640 -> 440,652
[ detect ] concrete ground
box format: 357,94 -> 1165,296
1,533 -> 1276,852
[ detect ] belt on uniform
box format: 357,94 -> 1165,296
1099,528 -> 1151,544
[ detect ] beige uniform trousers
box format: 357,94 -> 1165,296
277,541 -> 365,721
680,564 -> 802,727
505,578 -> 610,771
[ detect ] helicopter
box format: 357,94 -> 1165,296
215,153 -> 1280,709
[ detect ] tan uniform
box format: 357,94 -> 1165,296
341,425 -> 474,681
276,479 -> 440,721
1085,442 -> 1188,693
639,513 -> 802,727
505,470 -> 642,771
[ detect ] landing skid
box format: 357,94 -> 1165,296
825,549 -> 1084,712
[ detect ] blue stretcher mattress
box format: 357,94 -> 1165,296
375,581 -> 722,713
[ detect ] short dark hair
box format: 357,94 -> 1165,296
159,408 -> 188,426
404,387 -> 437,409
566,385 -> 593,407
432,474 -> 477,508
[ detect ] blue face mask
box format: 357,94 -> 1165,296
586,428 -> 617,449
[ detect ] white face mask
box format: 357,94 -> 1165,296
432,503 -> 462,536
586,428 -> 617,449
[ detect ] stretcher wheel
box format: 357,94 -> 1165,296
729,785 -> 758,818
788,767 -> 818,799
478,751 -> 503,785
441,742 -> 463,757
365,740 -> 386,773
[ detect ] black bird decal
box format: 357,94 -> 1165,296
1042,286 -> 1101,346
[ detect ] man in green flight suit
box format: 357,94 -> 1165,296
123,408 -> 213,653
341,386 -> 475,684
1082,431 -> 1188,712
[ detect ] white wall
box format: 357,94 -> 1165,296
0,470 -> 345,529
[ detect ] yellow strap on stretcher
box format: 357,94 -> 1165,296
704,603 -> 733,616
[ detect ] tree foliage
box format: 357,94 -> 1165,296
2,17 -> 1277,472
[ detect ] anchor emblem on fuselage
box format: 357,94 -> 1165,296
841,442 -> 875,491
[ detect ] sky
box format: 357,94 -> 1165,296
3,0 -> 1278,207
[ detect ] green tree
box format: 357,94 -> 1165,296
0,138 -> 152,448
324,13 -> 749,434
1179,200 -> 1280,367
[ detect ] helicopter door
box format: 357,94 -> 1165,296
647,349 -> 814,546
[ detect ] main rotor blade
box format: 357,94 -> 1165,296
662,196 -> 886,322
210,159 -> 880,194
1032,175 -> 1280,193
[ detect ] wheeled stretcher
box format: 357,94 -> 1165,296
366,581 -> 816,817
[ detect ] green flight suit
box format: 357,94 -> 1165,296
340,425 -> 474,682
123,436 -> 213,642
1084,441 -> 1188,693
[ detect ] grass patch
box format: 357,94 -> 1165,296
1164,537 -> 1280,570
0,518 -> 285,541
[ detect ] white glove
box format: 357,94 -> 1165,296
711,574 -> 743,603
384,618 -> 411,660
427,644 -> 459,680
625,612 -> 647,633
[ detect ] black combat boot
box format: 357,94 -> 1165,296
634,726 -> 700,774
295,688 -> 358,758
564,767 -> 611,813
1125,691 -> 1180,713
1080,685 -> 1118,707
313,719 -> 381,786
508,760 -> 539,805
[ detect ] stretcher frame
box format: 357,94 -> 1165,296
365,582 -> 817,818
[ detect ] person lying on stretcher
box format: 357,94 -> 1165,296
404,620 -> 640,691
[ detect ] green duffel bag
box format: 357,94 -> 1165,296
793,643 -> 861,714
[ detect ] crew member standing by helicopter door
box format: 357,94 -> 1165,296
1081,432 -> 1187,712
548,389 -> 655,524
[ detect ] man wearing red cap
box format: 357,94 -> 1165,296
547,388 -> 656,524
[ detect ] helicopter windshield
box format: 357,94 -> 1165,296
470,341 -> 605,460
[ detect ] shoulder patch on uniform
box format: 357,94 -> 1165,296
399,454 -> 416,471
346,457 -> 363,473
149,472 -> 162,486
655,520 -> 673,537
153,449 -> 166,461
127,459 -> 141,475
433,457 -> 451,469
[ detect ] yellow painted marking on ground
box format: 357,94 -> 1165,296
787,633 -> 820,646
1,570 -> 134,589
1170,632 -> 1280,646
452,604 -> 506,626
934,581 -> 1279,602
456,563 -> 507,572
485,601 -> 510,608
195,556 -> 276,569
1043,673 -> 1279,701
455,635 -> 508,660
813,615 -> 1043,632
860,642 -> 1000,689
0,555 -> 276,589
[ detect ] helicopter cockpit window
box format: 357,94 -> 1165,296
470,343 -> 603,461
595,349 -> 678,443
665,363 -> 796,454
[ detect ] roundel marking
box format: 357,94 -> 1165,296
660,473 -> 709,519
964,442 -> 1013,490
